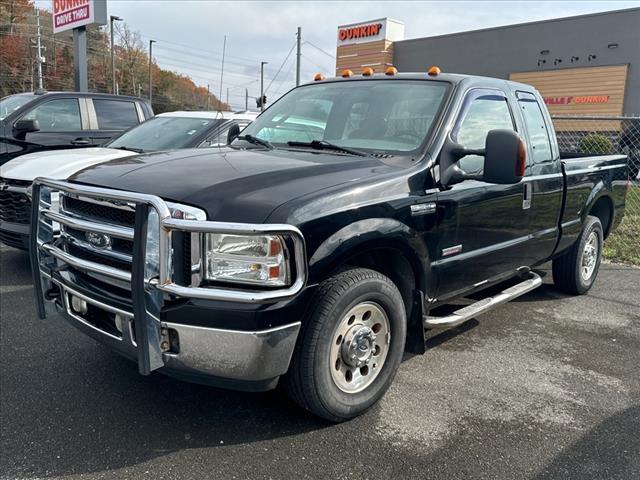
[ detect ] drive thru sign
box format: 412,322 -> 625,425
52,0 -> 107,34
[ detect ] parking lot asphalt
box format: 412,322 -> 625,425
1,243 -> 639,480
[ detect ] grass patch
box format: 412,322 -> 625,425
604,185 -> 640,265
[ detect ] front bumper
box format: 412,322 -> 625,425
47,273 -> 301,391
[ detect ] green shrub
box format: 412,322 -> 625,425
579,133 -> 613,154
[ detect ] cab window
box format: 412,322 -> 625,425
22,98 -> 82,132
453,92 -> 515,174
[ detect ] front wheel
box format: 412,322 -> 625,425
284,268 -> 406,422
552,215 -> 603,294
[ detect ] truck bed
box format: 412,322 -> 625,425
556,153 -> 628,254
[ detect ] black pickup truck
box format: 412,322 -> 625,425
30,71 -> 629,422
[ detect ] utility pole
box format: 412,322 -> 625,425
260,61 -> 268,112
35,8 -> 44,89
245,88 -> 248,111
296,26 -> 301,86
219,36 -> 226,107
148,39 -> 156,105
206,84 -> 210,110
110,16 -> 122,94
226,87 -> 229,106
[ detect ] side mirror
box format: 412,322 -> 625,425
482,129 -> 526,184
13,119 -> 40,139
227,123 -> 241,144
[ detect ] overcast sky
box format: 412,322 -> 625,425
34,0 -> 640,109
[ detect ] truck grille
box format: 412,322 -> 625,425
63,195 -> 136,227
58,193 -> 137,293
0,182 -> 31,224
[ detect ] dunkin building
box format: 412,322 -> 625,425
335,8 -> 640,116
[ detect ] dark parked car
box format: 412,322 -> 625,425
0,90 -> 153,165
31,71 -> 628,421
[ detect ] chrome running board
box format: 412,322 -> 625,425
423,272 -> 542,329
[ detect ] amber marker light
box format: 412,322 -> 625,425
427,65 -> 441,76
341,69 -> 354,78
362,67 -> 374,76
314,73 -> 325,81
385,66 -> 398,76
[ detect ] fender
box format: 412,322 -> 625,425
583,178 -> 610,222
307,217 -> 433,297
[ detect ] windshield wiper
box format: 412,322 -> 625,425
114,146 -> 145,153
236,134 -> 274,149
286,140 -> 368,157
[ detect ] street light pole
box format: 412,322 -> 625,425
148,39 -> 156,105
260,61 -> 268,112
110,15 -> 122,95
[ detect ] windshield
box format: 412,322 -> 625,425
107,116 -> 224,151
0,94 -> 35,121
235,79 -> 449,156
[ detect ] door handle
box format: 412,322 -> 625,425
522,182 -> 532,210
71,138 -> 90,145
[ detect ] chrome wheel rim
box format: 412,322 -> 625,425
329,301 -> 390,393
580,231 -> 599,281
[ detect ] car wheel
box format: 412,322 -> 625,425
552,215 -> 603,295
284,268 -> 406,422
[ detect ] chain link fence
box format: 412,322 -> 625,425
551,115 -> 639,265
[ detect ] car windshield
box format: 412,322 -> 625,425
107,116 -> 225,151
0,94 -> 35,121
235,79 -> 449,156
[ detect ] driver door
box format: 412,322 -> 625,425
433,89 -> 532,299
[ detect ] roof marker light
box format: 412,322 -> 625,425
427,66 -> 441,76
341,69 -> 354,78
314,73 -> 325,81
385,66 -> 398,76
362,67 -> 374,76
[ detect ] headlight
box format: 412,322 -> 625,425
204,233 -> 289,286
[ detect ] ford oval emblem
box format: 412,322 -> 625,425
85,231 -> 112,249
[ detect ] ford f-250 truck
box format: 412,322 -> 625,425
30,69 -> 629,422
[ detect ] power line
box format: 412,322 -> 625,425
264,41 -> 297,94
303,40 -> 336,60
301,53 -> 332,73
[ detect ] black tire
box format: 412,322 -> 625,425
552,215 -> 603,295
284,268 -> 407,422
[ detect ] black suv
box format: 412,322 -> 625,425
0,91 -> 153,165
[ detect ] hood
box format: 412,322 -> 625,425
0,148 -> 138,182
69,148 -> 398,223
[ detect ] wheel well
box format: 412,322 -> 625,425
339,247 -> 417,320
589,196 -> 614,238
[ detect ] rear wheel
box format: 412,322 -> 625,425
284,268 -> 406,422
552,215 -> 603,294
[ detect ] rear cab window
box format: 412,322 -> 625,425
93,99 -> 140,130
516,91 -> 553,163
